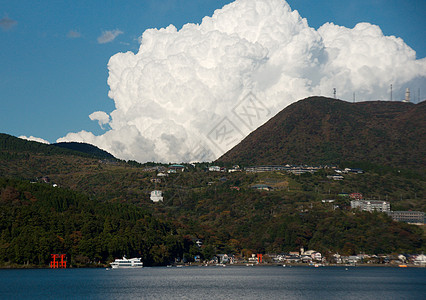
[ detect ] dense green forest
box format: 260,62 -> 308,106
0,169 -> 424,267
0,178 -> 196,267
52,142 -> 116,160
0,133 -> 424,267
147,169 -> 424,255
0,133 -> 116,161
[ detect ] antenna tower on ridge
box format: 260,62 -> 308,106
403,88 -> 410,103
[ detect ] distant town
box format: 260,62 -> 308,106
185,246 -> 426,268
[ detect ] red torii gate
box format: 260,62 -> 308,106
50,254 -> 67,269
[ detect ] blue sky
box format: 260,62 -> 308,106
1,0 -> 425,144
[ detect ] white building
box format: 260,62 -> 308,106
327,175 -> 344,180
414,254 -> 426,266
387,211 -> 425,224
150,190 -> 163,202
228,165 -> 241,173
312,252 -> 322,261
403,88 -> 410,103
351,200 -> 390,213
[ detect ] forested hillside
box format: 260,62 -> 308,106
0,167 -> 424,267
0,178 -> 193,267
218,97 -> 426,169
0,133 -> 116,160
53,142 -> 115,160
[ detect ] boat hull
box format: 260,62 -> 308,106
110,257 -> 143,269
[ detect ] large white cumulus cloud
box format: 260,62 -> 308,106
58,0 -> 426,163
19,136 -> 50,144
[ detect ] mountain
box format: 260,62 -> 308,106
0,133 -> 115,160
52,142 -> 115,160
218,97 -> 426,169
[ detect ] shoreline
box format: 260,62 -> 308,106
1,262 -> 425,269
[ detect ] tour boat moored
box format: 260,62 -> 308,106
110,257 -> 143,269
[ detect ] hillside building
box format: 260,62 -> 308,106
168,164 -> 185,173
351,200 -> 390,213
251,184 -> 273,191
150,190 -> 163,202
349,193 -> 363,200
344,168 -> 364,174
228,165 -> 241,172
327,175 -> 344,180
209,166 -> 221,172
245,165 -> 288,172
387,211 -> 425,224
245,165 -> 321,174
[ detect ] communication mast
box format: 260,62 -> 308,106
333,88 -> 336,99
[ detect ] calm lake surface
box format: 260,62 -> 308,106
0,266 -> 425,299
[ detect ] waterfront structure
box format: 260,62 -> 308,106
351,200 -> 390,213
216,254 -> 230,264
248,254 -> 260,264
414,254 -> 426,266
50,254 -> 67,269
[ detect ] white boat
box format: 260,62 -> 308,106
110,257 -> 143,269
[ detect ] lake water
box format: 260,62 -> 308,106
0,266 -> 425,299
